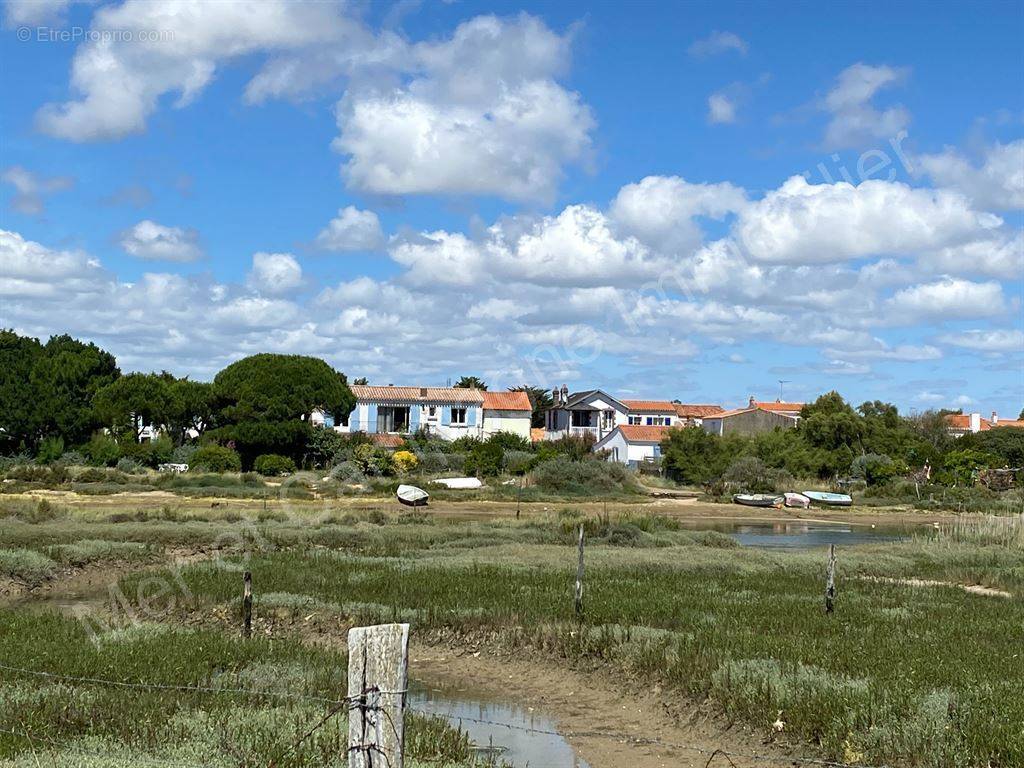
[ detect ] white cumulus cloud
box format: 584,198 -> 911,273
247,252 -> 303,295
119,220 -> 203,262
822,63 -> 911,149
314,206 -> 385,252
916,140 -> 1024,210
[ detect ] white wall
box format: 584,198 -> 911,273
482,410 -> 531,439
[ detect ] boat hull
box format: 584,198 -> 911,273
784,492 -> 811,509
397,484 -> 429,506
733,494 -> 784,508
802,491 -> 852,507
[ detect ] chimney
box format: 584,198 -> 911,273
552,387 -> 560,406
970,413 -> 981,433
991,411 -> 998,426
749,396 -> 756,408
420,387 -> 428,398
560,384 -> 568,404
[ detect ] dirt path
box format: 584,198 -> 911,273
411,645 -> 806,768
857,574 -> 1013,598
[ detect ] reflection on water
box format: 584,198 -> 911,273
409,684 -> 591,767
679,520 -> 910,548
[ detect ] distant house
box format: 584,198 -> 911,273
701,397 -> 804,437
946,411 -> 1024,436
621,400 -> 680,426
595,424 -> 673,466
673,403 -> 724,426
544,387 -> 629,441
481,391 -> 533,439
327,385 -> 486,440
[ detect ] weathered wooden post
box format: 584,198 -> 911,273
574,524 -> 585,619
824,544 -> 837,615
242,571 -> 253,638
348,623 -> 409,768
516,475 -> 523,520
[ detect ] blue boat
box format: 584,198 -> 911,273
802,490 -> 853,507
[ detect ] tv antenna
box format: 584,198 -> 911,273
777,379 -> 790,401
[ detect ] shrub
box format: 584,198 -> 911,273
59,450 -> 87,466
391,450 -> 419,473
36,436 -> 65,464
464,441 -> 504,477
253,454 -> 296,476
351,444 -> 393,476
5,464 -> 68,485
190,445 -> 242,473
486,431 -> 532,452
722,456 -> 792,493
171,444 -> 198,465
120,436 -> 174,468
0,548 -> 58,586
850,453 -> 904,486
504,450 -> 536,475
84,433 -> 121,467
530,456 -> 638,495
116,457 -> 146,475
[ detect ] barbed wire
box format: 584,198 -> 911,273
0,660 -> 889,768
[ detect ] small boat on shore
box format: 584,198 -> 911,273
802,490 -> 852,507
733,493 -> 784,508
784,492 -> 811,509
397,484 -> 429,506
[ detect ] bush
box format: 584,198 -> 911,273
391,450 -> 419,473
722,456 -> 792,493
120,436 -> 174,468
464,441 -> 504,477
59,450 -> 87,466
253,454 -> 296,476
171,444 -> 198,465
530,456 -> 638,496
850,453 -> 904,486
5,464 -> 68,485
84,433 -> 121,467
36,436 -> 65,464
351,444 -> 393,476
487,431 -> 532,452
116,457 -> 146,475
504,450 -> 536,475
190,445 -> 242,473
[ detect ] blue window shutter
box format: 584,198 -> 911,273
410,406 -> 420,431
323,414 -> 334,428
467,407 -> 477,426
441,406 -> 451,426
366,404 -> 377,433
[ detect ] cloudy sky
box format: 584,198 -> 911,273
1,0 -> 1021,414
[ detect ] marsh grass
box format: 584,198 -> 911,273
131,527 -> 1024,768
0,610 -> 484,767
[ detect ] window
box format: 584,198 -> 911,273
645,415 -> 669,426
428,406 -> 437,419
451,407 -> 467,425
377,406 -> 410,433
601,410 -> 615,429
571,410 -> 592,427
628,415 -> 642,425
646,416 -> 653,425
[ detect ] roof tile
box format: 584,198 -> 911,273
483,391 -> 532,411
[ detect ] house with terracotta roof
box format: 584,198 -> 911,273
481,390 -> 533,440
595,424 -> 673,466
946,411 -> 1024,436
622,400 -> 679,427
326,385 -> 487,440
701,397 -> 804,437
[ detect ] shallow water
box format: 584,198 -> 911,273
409,684 -> 590,767
678,520 -> 910,548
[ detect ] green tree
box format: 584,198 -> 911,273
166,379 -> 215,444
454,375 -> 487,390
510,385 -> 553,428
93,373 -> 174,443
31,334 -> 119,447
661,426 -> 734,485
209,354 -> 355,465
0,330 -> 44,452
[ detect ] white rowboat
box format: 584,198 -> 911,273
733,493 -> 784,508
397,484 -> 429,506
784,492 -> 812,509
802,490 -> 853,507
433,477 -> 483,490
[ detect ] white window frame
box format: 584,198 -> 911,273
451,407 -> 467,425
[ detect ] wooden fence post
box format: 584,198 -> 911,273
242,571 -> 253,638
574,524 -> 585,619
824,544 -> 837,615
516,475 -> 523,520
348,623 -> 409,768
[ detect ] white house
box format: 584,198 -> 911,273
482,391 -> 533,440
621,400 -> 680,426
595,424 -> 673,466
544,387 -> 629,441
321,385 -> 486,441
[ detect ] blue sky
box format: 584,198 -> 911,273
1,0 -> 1021,415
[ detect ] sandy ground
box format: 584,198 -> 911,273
7,487 -> 948,529
411,645 -> 804,768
